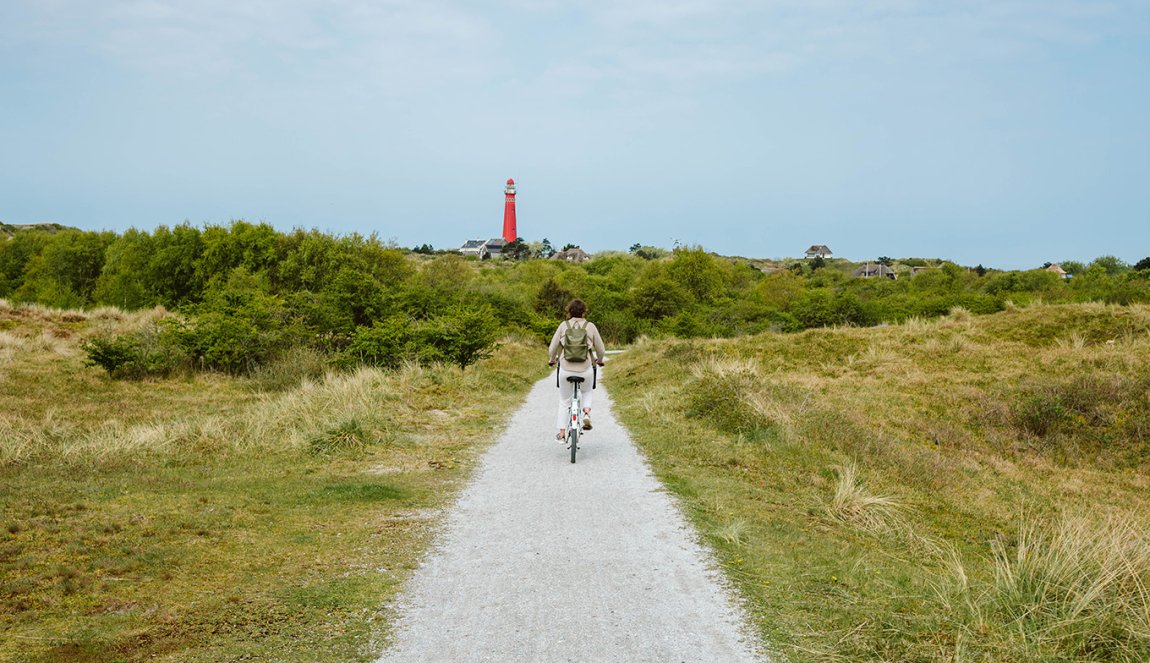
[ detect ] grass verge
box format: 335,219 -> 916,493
607,303 -> 1150,661
0,303 -> 545,662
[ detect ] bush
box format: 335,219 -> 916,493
340,316 -> 415,369
791,290 -> 865,328
81,336 -> 139,377
168,274 -> 303,374
166,313 -> 276,374
533,278 -> 575,319
685,363 -> 771,435
421,304 -> 501,371
81,326 -> 187,379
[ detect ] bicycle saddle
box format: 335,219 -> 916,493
566,376 -> 585,383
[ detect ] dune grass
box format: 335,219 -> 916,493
0,301 -> 546,662
607,302 -> 1150,661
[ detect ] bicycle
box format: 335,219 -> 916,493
553,363 -> 598,464
565,375 -> 585,464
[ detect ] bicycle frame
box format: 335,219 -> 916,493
567,379 -> 582,463
555,364 -> 597,464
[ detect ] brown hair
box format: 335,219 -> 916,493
566,299 -> 587,319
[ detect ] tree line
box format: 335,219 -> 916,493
2,221 -> 1149,378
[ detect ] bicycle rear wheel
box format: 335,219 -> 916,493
569,427 -> 578,463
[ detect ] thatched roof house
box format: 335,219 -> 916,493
552,247 -> 591,263
805,245 -> 833,258
852,263 -> 897,279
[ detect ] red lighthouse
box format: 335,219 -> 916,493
502,178 -> 517,244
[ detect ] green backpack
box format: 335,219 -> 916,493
561,320 -> 590,362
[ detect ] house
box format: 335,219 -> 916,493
552,247 -> 591,263
458,238 -> 507,259
852,263 -> 897,279
458,239 -> 489,259
484,238 -> 506,257
1045,263 -> 1069,279
805,245 -> 833,259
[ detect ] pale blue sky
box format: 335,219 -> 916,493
1,0 -> 1147,269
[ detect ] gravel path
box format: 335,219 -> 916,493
376,376 -> 765,662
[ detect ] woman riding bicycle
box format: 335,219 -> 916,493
548,299 -> 606,443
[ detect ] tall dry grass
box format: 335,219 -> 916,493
938,514 -> 1150,660
1,362 -> 442,465
827,462 -> 905,534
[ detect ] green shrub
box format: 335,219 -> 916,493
81,327 -> 187,379
169,274 -> 303,374
165,314 -> 273,374
421,304 -> 502,371
685,369 -> 768,435
81,336 -> 140,377
307,419 -> 369,455
533,277 -> 575,319
1012,390 -> 1069,437
762,309 -> 803,333
340,316 -> 415,369
791,290 -> 865,328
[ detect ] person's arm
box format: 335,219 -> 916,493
590,323 -> 607,365
548,322 -> 565,364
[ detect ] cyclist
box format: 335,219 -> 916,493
548,299 -> 606,442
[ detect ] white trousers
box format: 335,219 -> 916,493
555,366 -> 596,429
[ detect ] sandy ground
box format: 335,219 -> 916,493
376,376 -> 766,662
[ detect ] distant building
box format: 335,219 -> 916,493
459,239 -> 489,258
458,238 -> 507,259
552,247 -> 591,263
484,238 -> 507,257
805,245 -> 833,259
853,263 -> 897,279
1045,263 -> 1069,278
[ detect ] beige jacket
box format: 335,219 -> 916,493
548,318 -> 606,372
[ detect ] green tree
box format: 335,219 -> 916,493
341,316 -> 416,369
1088,255 -> 1129,276
14,230 -> 115,307
274,229 -> 346,293
534,278 -> 576,319
629,276 -> 691,321
667,246 -> 724,303
0,230 -> 51,297
169,269 -> 301,374
422,304 -> 501,370
1060,260 -> 1086,275
502,237 -> 531,261
94,228 -> 155,308
195,220 -> 282,289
